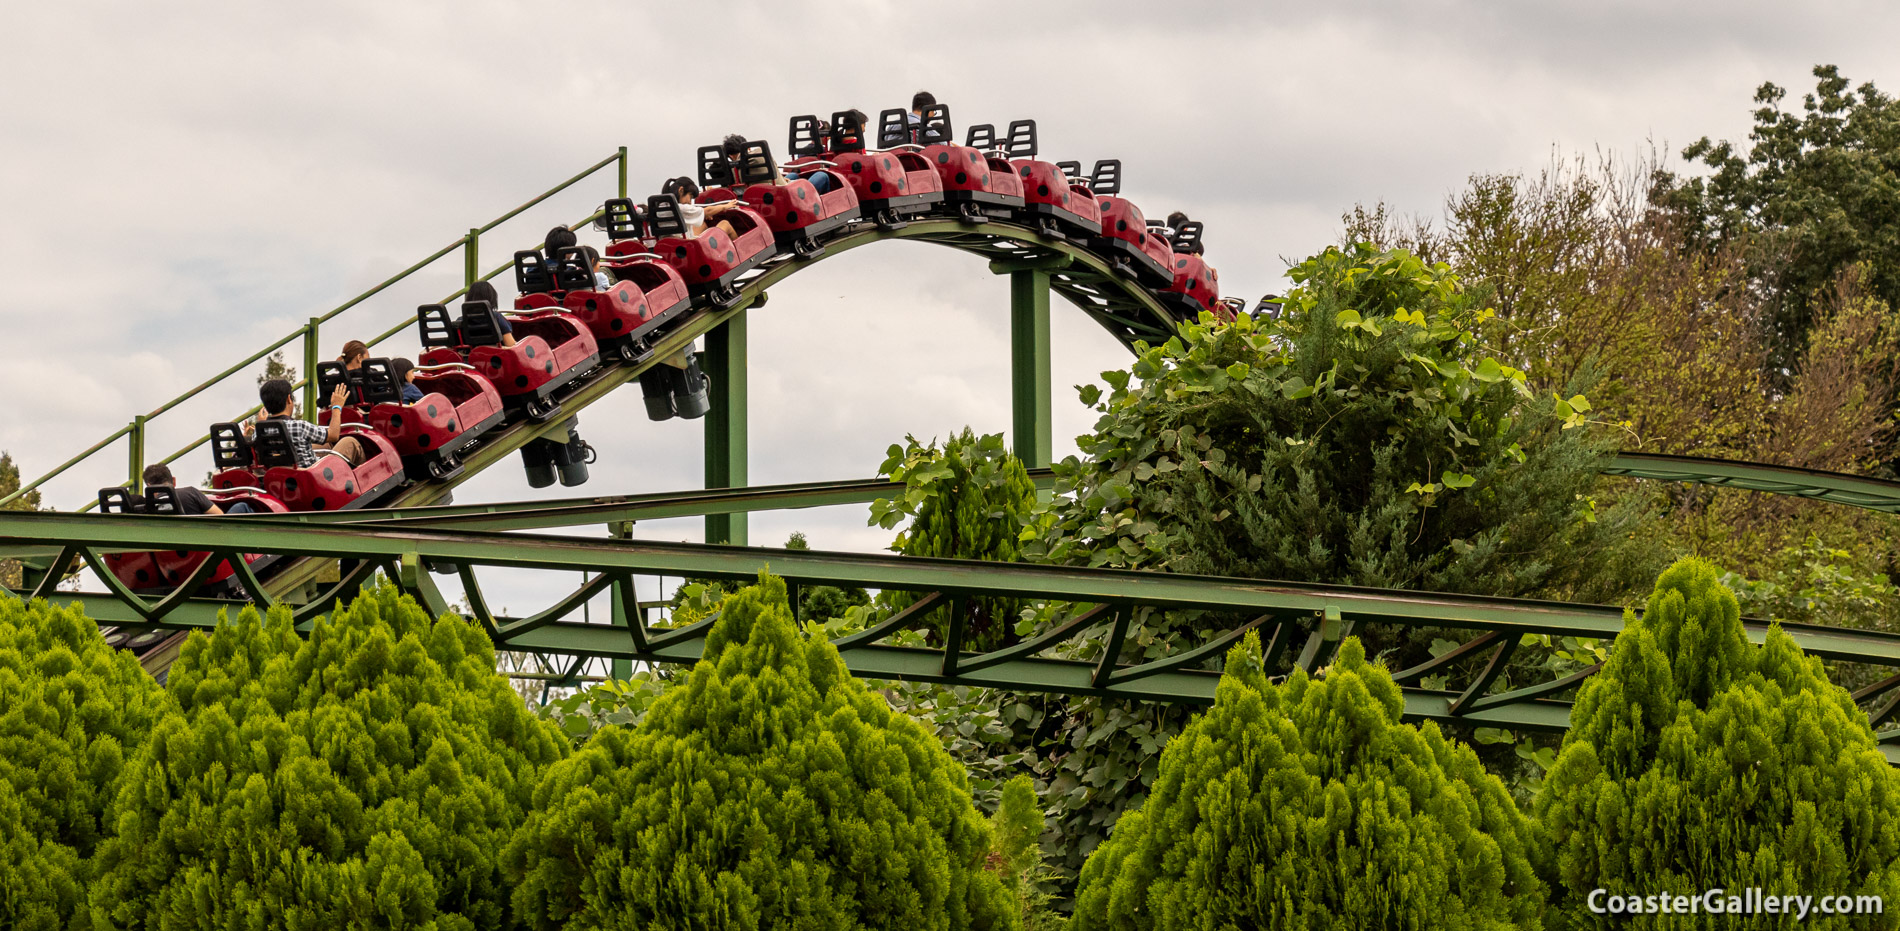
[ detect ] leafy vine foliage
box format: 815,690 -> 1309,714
91,585 -> 569,930
861,246 -> 1660,880
0,598 -> 169,931
1073,632 -> 1545,930
1536,559 -> 1900,925
872,429 -> 1039,652
1030,244 -> 1652,608
506,572 -> 1018,931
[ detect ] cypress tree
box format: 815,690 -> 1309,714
91,583 -> 569,930
506,572 -> 1018,930
1536,558 -> 1900,925
1072,632 -> 1545,930
0,597 -> 168,930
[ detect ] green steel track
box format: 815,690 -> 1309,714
9,170 -> 1900,762
238,218 -> 1170,597
4,504 -> 1899,764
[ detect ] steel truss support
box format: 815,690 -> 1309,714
703,311 -> 748,545
8,511 -> 1900,764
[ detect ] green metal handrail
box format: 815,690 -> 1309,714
1,148 -> 630,511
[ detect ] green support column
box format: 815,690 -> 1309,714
127,415 -> 146,491
302,317 -> 321,421
1010,269 -> 1052,469
609,521 -> 633,680
704,312 -> 748,545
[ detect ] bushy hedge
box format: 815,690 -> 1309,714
91,584 -> 569,930
506,572 -> 1018,930
1537,558 -> 1900,924
1073,632 -> 1545,930
0,597 -> 169,930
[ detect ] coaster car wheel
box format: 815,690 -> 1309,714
617,341 -> 644,363
793,237 -> 824,259
425,455 -> 462,481
957,201 -> 988,223
875,208 -> 907,231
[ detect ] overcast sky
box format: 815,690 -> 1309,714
4,1 -> 1897,612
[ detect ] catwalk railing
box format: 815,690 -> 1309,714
0,149 -> 631,512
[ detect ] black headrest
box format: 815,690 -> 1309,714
252,420 -> 298,468
1056,160 -> 1083,180
603,197 -> 644,241
359,357 -> 401,404
98,486 -> 146,514
697,144 -> 734,189
876,108 -> 910,149
418,303 -> 460,349
145,484 -> 181,515
514,250 -> 555,295
965,123 -> 997,150
209,422 -> 253,470
1090,159 -> 1122,195
788,114 -> 824,158
918,104 -> 952,145
459,301 -> 506,348
1004,120 -> 1038,159
737,140 -> 776,186
316,360 -> 353,402
830,110 -> 867,153
552,245 -> 593,292
646,194 -> 687,239
1172,221 -> 1205,254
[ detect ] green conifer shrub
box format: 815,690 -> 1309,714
92,583 -> 569,930
506,572 -> 1018,930
0,597 -> 169,930
1072,632 -> 1545,930
1536,558 -> 1900,925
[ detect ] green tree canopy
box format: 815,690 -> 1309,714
0,597 -> 169,931
1656,64 -> 1900,378
1029,244 -> 1654,607
92,584 -> 569,930
1072,632 -> 1544,930
506,572 -> 1018,930
1536,558 -> 1900,924
871,429 -> 1040,651
1,452 -> 44,590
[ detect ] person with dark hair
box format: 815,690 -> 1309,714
908,90 -> 937,141
545,225 -> 578,256
248,377 -> 366,468
391,357 -> 425,404
464,280 -> 517,348
581,245 -> 611,290
140,463 -> 244,515
1166,210 -> 1190,231
335,339 -> 371,404
837,109 -> 868,149
667,176 -> 741,241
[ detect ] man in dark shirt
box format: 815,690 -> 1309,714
141,463 -> 241,514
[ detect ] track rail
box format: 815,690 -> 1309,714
5,510 -> 1897,763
